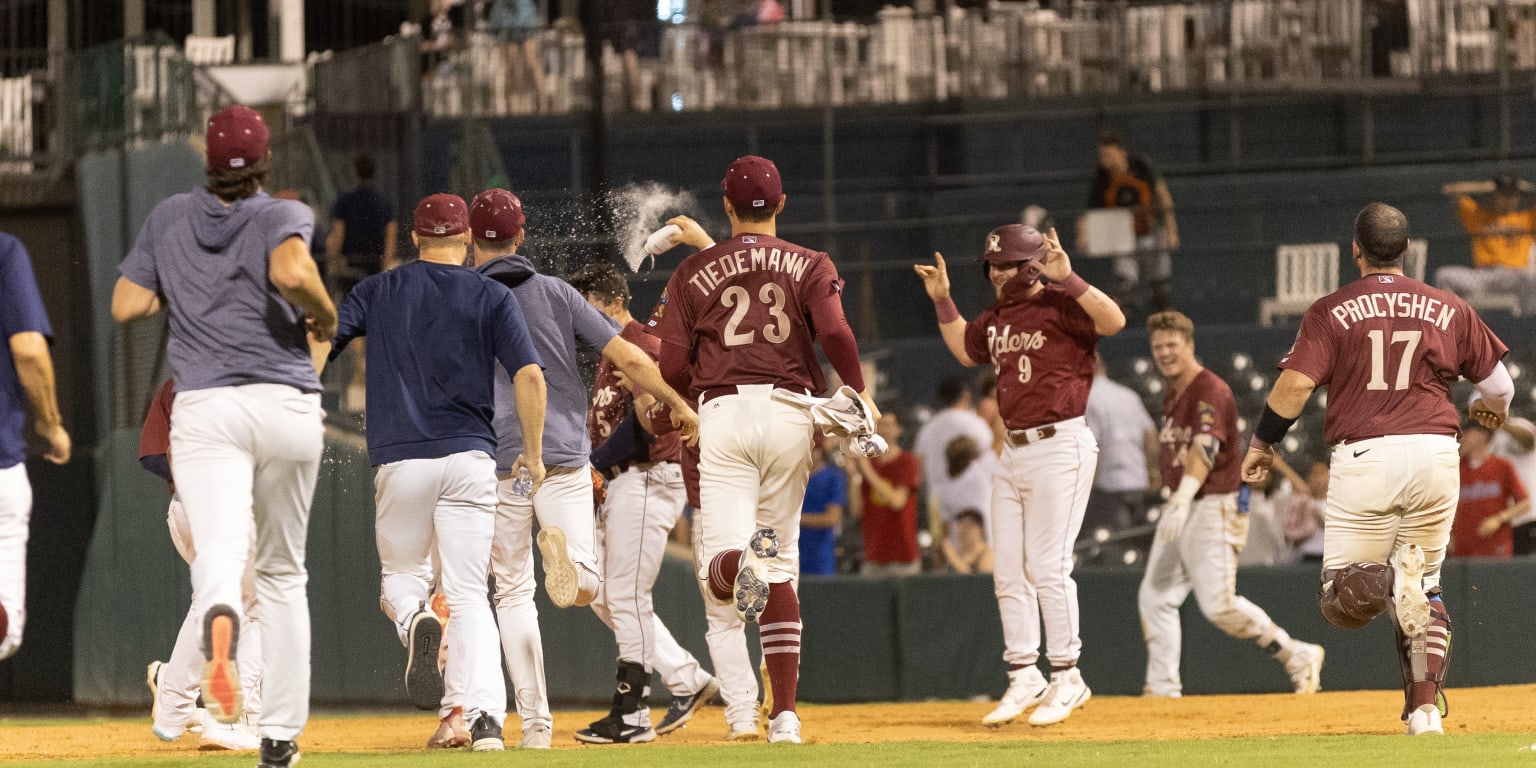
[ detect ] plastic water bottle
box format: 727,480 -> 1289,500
1237,484 -> 1252,514
509,466 -> 533,498
644,224 -> 683,257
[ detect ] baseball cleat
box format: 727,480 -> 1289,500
147,660 -> 184,741
1390,544 -> 1431,638
735,528 -> 778,624
767,710 -> 802,744
538,527 -> 580,608
1405,703 -> 1443,735
982,665 -> 1050,725
725,722 -> 762,741
657,677 -> 720,735
1027,667 -> 1091,727
1285,642 -> 1325,694
575,714 -> 657,744
470,714 -> 506,751
257,738 -> 300,768
427,706 -> 471,749
200,605 -> 243,725
405,609 -> 445,711
520,723 -> 553,749
197,719 -> 261,751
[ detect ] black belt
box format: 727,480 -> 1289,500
606,461 -> 658,481
1005,425 -> 1057,447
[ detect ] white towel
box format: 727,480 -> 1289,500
771,386 -> 887,458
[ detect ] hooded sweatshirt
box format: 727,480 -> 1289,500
477,253 -> 619,470
120,187 -> 320,393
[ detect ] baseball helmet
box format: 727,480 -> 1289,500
979,224 -> 1049,284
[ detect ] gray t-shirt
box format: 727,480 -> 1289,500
120,188 -> 320,394
478,254 -> 620,470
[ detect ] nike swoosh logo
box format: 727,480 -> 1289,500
1353,449 -> 1370,458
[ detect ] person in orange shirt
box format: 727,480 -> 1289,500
1433,174 -> 1536,311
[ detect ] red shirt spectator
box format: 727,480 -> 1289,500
1452,425 -> 1529,558
851,413 -> 922,574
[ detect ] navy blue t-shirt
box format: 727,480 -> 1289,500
800,463 -> 848,576
333,260 -> 542,466
0,232 -> 53,469
330,184 -> 394,267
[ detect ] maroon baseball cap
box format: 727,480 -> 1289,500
413,193 -> 469,237
205,104 -> 270,170
721,155 -> 783,212
469,188 -> 526,241
981,224 -> 1049,264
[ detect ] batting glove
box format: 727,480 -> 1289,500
1156,475 -> 1202,544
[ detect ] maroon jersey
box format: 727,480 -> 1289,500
647,234 -> 842,397
138,378 -> 176,493
1280,275 -> 1507,444
589,320 -> 682,464
1158,367 -> 1241,495
963,285 -> 1099,430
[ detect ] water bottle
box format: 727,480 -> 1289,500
509,466 -> 533,498
644,224 -> 683,257
1237,484 -> 1252,515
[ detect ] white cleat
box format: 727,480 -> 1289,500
1285,642 -> 1326,695
147,661 -> 185,742
735,528 -> 779,624
767,710 -> 801,744
725,722 -> 762,741
1405,703 -> 1443,735
982,665 -> 1050,725
1027,667 -> 1092,727
538,527 -> 580,608
520,723 -> 552,749
197,716 -> 261,751
1390,544 -> 1431,638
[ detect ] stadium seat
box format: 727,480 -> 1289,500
1259,242 -> 1340,326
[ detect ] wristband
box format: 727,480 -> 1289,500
1252,404 -> 1298,447
1059,272 -> 1090,298
934,295 -> 961,323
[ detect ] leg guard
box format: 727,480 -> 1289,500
1318,564 -> 1392,630
1397,593 -> 1451,721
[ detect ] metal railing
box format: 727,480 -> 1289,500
63,32 -> 235,155
312,0 -> 1536,118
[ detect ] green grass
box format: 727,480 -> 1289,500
16,736 -> 1536,768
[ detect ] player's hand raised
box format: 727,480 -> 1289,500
667,216 -> 716,250
913,252 -> 952,301
671,404 -> 700,447
1241,443 -> 1275,485
1038,227 -> 1073,282
1469,397 -> 1508,431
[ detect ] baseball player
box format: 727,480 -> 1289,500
112,104 -> 335,768
0,230 -> 70,662
1241,203 -> 1512,736
569,261 -> 729,742
462,188 -> 699,748
141,378 -> 261,751
648,155 -> 878,745
332,192 -> 548,753
1138,310 -> 1325,698
914,224 -> 1125,727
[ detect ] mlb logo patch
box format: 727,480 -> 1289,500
743,236 -> 757,244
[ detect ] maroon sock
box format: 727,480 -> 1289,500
707,550 -> 741,603
759,582 -> 801,717
1410,598 -> 1452,710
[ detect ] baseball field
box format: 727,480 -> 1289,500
4,684 -> 1534,767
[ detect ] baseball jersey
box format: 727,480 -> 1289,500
139,378 -> 176,492
1158,367 -> 1241,495
647,233 -> 842,397
800,463 -> 847,576
859,451 -> 922,565
1279,274 -> 1507,444
588,320 -> 681,464
332,260 -> 542,466
0,232 -> 52,469
1451,454 -> 1526,558
962,286 -> 1100,430
119,188 -> 320,394
479,253 -> 619,470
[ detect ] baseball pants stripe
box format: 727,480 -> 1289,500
170,383 -> 321,742
0,463 -> 30,658
1324,434 -> 1459,591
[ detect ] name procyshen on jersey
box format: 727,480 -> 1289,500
686,247 -> 811,297
1330,290 -> 1456,332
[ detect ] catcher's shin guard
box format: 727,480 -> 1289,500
1397,594 -> 1451,721
1318,563 -> 1392,630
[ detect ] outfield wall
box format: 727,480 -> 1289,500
73,427 -> 1536,706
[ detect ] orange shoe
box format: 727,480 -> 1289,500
200,605 -> 243,725
427,706 -> 472,748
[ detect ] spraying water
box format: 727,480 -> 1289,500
606,182 -> 705,273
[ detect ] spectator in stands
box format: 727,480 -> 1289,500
1271,454 -> 1327,563
1451,422 -> 1529,559
800,435 -> 846,576
1434,174 -> 1536,312
326,154 -> 399,295
913,375 -> 994,542
1083,355 -> 1157,540
1236,471 -> 1291,566
1493,416 -> 1536,555
849,412 -> 923,577
941,509 -> 993,575
975,369 -> 1004,452
590,0 -> 655,111
480,0 -> 550,112
1078,132 -> 1179,313
419,0 -> 465,76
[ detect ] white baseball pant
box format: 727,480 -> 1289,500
692,516 -> 761,733
588,461 -> 713,696
168,383 -> 322,742
696,385 -> 814,585
155,496 -> 265,728
991,417 -> 1097,669
375,451 -> 505,728
489,466 -> 599,736
1324,434 -> 1459,591
1139,492 -> 1295,697
0,463 -> 30,659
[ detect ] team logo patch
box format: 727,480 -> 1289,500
649,288 -> 669,322
1199,401 -> 1215,426
987,234 -> 1002,253
1377,275 -> 1395,283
